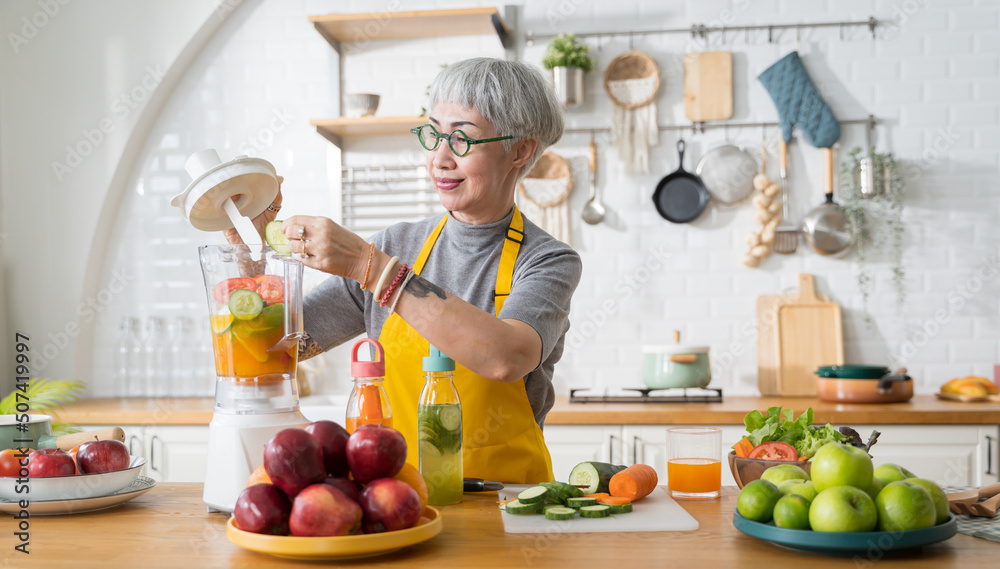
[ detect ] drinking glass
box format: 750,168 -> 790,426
667,427 -> 721,499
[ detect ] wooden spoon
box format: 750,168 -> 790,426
967,492 -> 1000,518
947,482 -> 1000,515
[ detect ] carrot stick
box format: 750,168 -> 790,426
734,437 -> 754,458
597,496 -> 632,505
609,464 -> 658,501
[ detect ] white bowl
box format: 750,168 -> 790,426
0,456 -> 146,502
344,93 -> 380,118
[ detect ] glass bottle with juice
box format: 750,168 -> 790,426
345,338 -> 392,433
418,345 -> 462,506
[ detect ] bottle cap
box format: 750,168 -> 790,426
351,338 -> 385,377
423,344 -> 455,372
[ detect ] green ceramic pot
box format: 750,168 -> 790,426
642,345 -> 711,389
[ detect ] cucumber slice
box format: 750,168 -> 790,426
568,462 -> 628,495
578,505 -> 610,518
566,497 -> 597,508
516,486 -> 548,505
265,221 -> 291,255
544,507 -> 577,521
503,499 -> 542,515
606,503 -> 633,514
437,405 -> 462,431
228,289 -> 264,321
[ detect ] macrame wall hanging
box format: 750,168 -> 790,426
517,151 -> 573,244
603,50 -> 661,175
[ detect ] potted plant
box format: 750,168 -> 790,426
542,34 -> 595,108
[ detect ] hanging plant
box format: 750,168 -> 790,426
839,147 -> 906,324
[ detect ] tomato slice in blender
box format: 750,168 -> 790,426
747,441 -> 797,461
212,277 -> 257,305
254,274 -> 284,305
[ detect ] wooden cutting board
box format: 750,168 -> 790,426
683,51 -> 733,122
757,274 -> 843,396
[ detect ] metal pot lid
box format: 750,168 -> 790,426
642,344 -> 710,354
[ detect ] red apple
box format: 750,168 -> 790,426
289,483 -> 362,537
305,420 -> 350,477
27,448 -> 76,478
358,478 -> 422,533
234,483 -> 292,535
76,440 -> 130,474
345,425 -> 407,483
264,428 -> 326,499
324,476 -> 362,503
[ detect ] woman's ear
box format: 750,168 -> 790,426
510,138 -> 538,168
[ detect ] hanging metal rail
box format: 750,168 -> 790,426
564,116 -> 880,136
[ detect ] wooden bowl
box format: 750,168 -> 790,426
728,452 -> 811,489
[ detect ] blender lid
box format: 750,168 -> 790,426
170,150 -> 279,231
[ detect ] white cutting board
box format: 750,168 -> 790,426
498,485 -> 699,534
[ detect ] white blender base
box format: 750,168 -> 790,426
202,410 -> 309,513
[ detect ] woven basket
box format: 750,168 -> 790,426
517,152 -> 572,208
603,50 -> 661,109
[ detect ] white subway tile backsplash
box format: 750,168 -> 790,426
951,7 -> 1000,30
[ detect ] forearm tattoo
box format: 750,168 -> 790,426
298,332 -> 324,361
404,274 -> 447,301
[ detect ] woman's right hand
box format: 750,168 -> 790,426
223,186 -> 283,245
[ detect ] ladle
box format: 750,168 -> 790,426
581,140 -> 607,225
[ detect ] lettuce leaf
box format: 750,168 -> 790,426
793,424 -> 848,459
742,406 -> 844,456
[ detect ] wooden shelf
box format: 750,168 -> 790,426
309,7 -> 510,49
310,116 -> 428,144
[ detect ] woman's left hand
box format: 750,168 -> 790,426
280,215 -> 369,282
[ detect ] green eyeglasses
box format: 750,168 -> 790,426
410,124 -> 512,157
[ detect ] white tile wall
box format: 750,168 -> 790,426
89,0 -> 999,400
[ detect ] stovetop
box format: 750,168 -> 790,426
569,387 -> 723,404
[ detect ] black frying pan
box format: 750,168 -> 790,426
652,139 -> 710,223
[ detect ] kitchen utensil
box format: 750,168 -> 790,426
499,484 -> 698,533
652,139 -> 710,223
802,148 -> 852,256
604,50 -> 660,174
667,427 -> 721,499
695,142 -> 757,205
728,452 -> 813,489
814,366 -> 913,403
757,51 -> 841,149
0,456 -> 146,501
772,140 -> 799,254
0,476 -> 155,516
947,483 -> 1000,514
0,414 -> 125,451
968,492 -> 1000,517
683,51 -> 733,122
642,330 -> 711,389
734,511 -> 957,554
581,140 -> 606,225
518,151 -> 573,241
227,507 -> 442,560
772,274 -> 844,396
463,478 -> 504,492
344,93 -> 380,118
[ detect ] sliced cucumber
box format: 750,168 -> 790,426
265,221 -> 291,255
503,499 -> 542,515
437,405 -> 462,431
606,503 -> 633,514
568,462 -> 628,495
578,505 -> 610,518
516,486 -> 548,505
566,497 -> 597,508
544,507 -> 577,521
228,289 -> 264,321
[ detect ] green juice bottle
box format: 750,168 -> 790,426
417,345 -> 463,505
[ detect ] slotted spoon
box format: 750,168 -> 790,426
772,139 -> 799,254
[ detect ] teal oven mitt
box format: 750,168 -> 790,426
758,51 -> 840,147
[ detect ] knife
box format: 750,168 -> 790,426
464,478 -> 504,492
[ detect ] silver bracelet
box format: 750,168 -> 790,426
389,270 -> 417,314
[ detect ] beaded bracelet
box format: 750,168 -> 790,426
373,256 -> 399,299
388,269 -> 417,314
379,263 -> 410,307
360,242 -> 375,290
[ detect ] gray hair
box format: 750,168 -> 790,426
427,58 -> 564,180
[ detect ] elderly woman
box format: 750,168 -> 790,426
239,58 -> 580,484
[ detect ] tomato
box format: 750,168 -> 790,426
254,274 -> 284,305
748,441 -> 797,461
212,277 -> 258,305
0,448 -> 20,477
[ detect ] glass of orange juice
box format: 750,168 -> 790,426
667,427 -> 721,499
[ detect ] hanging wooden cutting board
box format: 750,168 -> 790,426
774,274 -> 844,396
683,51 -> 733,122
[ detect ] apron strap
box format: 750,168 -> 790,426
413,214 -> 449,274
494,207 -> 523,316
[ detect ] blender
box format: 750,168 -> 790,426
172,149 -> 309,513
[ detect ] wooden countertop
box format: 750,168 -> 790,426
13,483 -> 994,568
52,395 -> 1000,427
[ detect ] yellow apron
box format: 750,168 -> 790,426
380,207 -> 554,484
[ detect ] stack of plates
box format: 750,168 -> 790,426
0,457 -> 156,515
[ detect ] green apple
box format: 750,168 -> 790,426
873,463 -> 917,487
761,464 -> 810,486
866,477 -> 883,502
808,486 -> 878,532
905,478 -> 950,525
810,443 -> 874,493
778,479 -> 818,502
773,494 -> 811,530
875,480 -> 937,532
737,479 -> 782,523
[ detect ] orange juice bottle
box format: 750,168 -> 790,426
345,338 -> 392,434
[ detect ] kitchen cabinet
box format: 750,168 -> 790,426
80,424 -> 209,483
543,425 -> 620,483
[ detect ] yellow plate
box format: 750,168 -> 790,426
936,392 -> 1000,403
226,506 -> 442,560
